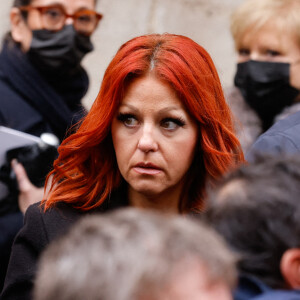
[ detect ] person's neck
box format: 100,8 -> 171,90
128,188 -> 183,214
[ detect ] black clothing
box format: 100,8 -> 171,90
1,188 -> 129,300
0,42 -> 88,140
0,212 -> 23,293
0,42 -> 88,292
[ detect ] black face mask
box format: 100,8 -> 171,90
234,60 -> 299,131
27,25 -> 94,75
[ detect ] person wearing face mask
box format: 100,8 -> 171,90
0,0 -> 102,291
225,0 -> 300,154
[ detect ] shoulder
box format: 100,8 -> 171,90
0,202 -> 86,299
233,275 -> 300,300
260,109 -> 300,139
26,201 -> 84,242
234,274 -> 270,300
275,102 -> 300,123
252,290 -> 300,300
246,110 -> 300,160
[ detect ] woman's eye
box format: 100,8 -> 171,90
161,118 -> 185,131
124,117 -> 138,127
238,48 -> 250,56
266,49 -> 281,57
117,113 -> 138,127
44,8 -> 63,20
77,14 -> 93,23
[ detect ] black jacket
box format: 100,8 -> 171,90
1,191 -> 129,300
0,42 -> 89,292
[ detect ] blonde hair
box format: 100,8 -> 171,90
231,0 -> 300,50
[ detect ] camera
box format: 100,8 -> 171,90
0,136 -> 58,215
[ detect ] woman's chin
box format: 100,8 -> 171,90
134,188 -> 162,198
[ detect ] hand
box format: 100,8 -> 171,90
11,159 -> 45,214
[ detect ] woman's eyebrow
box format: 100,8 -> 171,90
43,2 -> 63,8
119,104 -> 183,115
44,2 -> 93,12
158,106 -> 182,114
119,104 -> 139,112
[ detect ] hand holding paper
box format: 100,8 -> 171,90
11,159 -> 44,214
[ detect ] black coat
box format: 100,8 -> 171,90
1,191 -> 129,300
0,41 -> 89,292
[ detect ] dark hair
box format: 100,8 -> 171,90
204,154 -> 300,289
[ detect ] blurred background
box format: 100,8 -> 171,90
0,0 -> 244,109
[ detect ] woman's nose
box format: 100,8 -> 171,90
250,51 -> 263,61
137,126 -> 158,153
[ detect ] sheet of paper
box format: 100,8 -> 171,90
0,126 -> 41,167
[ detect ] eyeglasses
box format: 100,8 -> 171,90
19,5 -> 103,36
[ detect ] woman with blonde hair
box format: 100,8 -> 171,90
226,0 -> 300,152
1,33 -> 244,300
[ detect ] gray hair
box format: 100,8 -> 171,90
205,154 -> 300,289
34,208 -> 237,300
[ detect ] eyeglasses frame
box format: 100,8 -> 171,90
18,5 -> 103,35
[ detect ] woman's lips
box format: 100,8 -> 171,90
133,163 -> 162,175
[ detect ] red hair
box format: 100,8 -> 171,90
44,33 -> 244,212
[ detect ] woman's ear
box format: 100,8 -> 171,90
10,7 -> 27,43
280,248 -> 300,289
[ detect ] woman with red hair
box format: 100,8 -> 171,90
1,33 -> 244,300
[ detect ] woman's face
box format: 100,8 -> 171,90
237,21 -> 300,89
11,0 -> 95,51
111,75 -> 198,203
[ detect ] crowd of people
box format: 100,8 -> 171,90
1,0 -> 300,299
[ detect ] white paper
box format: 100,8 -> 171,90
0,126 -> 41,167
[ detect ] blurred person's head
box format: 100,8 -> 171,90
44,33 -> 244,214
34,208 -> 237,300
204,154 -> 300,290
7,0 -> 102,74
231,0 -> 300,130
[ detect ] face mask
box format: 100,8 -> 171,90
234,60 -> 299,131
27,25 -> 94,75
